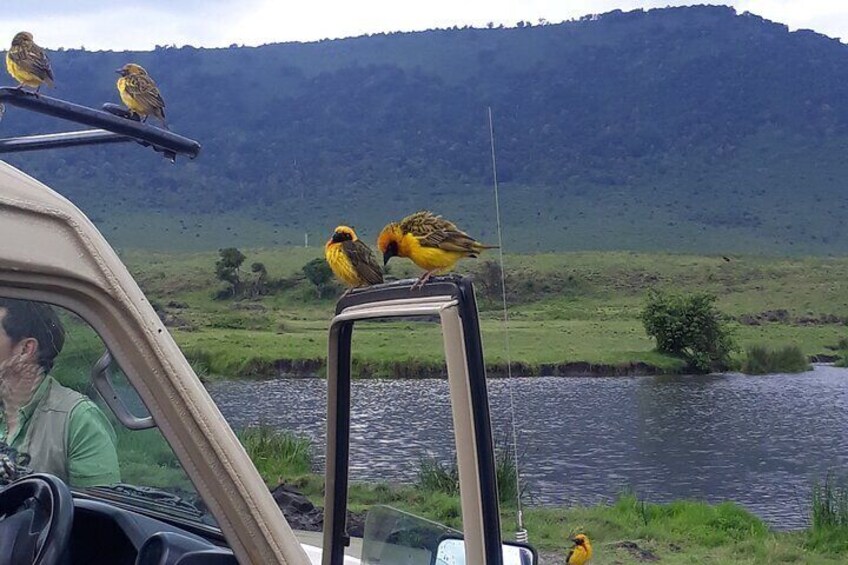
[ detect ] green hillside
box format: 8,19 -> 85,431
3,6 -> 848,253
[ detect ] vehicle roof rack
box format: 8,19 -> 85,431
0,87 -> 200,162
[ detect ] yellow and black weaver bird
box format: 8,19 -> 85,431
116,63 -> 168,128
325,226 -> 384,288
6,32 -> 54,93
566,534 -> 593,565
377,210 -> 496,288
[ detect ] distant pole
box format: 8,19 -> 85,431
304,233 -> 308,248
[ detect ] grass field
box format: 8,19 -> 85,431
107,249 -> 848,378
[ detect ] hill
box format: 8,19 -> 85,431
3,6 -> 848,253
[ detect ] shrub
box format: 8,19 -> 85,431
742,344 -> 810,374
641,290 -> 736,373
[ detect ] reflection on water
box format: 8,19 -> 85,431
208,365 -> 848,529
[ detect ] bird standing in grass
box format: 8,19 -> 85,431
6,32 -> 54,93
116,63 -> 168,128
377,210 -> 496,288
325,226 -> 384,288
566,534 -> 592,565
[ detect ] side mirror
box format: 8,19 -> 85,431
91,350 -> 155,430
433,536 -> 538,565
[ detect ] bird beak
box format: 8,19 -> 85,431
115,68 -> 124,75
331,232 -> 343,243
383,251 -> 392,266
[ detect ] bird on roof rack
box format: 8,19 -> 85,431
5,32 -> 55,94
116,63 -> 168,129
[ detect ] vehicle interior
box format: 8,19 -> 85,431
0,88 -> 538,564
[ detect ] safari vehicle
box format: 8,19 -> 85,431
0,88 -> 537,564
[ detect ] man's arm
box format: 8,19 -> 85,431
66,401 -> 121,488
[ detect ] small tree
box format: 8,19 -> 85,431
249,262 -> 268,298
215,247 -> 246,298
302,258 -> 334,299
641,290 -> 736,373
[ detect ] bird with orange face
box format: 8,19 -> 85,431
377,211 -> 496,288
566,534 -> 592,565
324,226 -> 384,288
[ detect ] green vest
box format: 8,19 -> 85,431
17,378 -> 86,482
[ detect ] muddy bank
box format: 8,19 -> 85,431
216,357 -> 673,380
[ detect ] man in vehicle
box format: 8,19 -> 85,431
0,298 -> 120,487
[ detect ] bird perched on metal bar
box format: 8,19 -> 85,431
116,63 -> 168,128
377,210 -> 497,288
325,226 -> 384,288
566,534 -> 593,565
5,32 -> 54,93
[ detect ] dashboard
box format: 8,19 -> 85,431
69,498 -> 238,565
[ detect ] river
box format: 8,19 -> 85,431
208,364 -> 848,530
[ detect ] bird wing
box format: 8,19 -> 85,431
125,74 -> 166,114
400,211 -> 481,253
565,547 -> 575,564
341,240 -> 384,285
10,45 -> 53,82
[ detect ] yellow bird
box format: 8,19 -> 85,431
6,32 -> 54,93
115,63 -> 168,128
325,226 -> 384,288
566,534 -> 593,565
377,210 -> 496,287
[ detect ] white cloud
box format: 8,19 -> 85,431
1,1 -> 847,51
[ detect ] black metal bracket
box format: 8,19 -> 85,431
0,87 -> 200,161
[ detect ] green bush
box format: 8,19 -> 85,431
641,290 -> 736,373
742,344 -> 810,374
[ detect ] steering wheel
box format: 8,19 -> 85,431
0,473 -> 73,565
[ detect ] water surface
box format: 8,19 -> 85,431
209,365 -> 848,529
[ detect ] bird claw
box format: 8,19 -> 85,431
410,271 -> 433,291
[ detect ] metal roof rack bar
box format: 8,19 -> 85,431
0,87 -> 200,160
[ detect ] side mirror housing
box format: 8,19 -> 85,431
433,536 -> 538,565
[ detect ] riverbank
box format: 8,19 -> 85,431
117,249 -> 848,380
268,471 -> 848,564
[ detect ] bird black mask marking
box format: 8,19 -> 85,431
383,241 -> 398,265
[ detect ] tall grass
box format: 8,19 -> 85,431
238,425 -> 312,483
808,472 -> 848,554
812,473 -> 848,528
416,437 -> 524,507
742,344 -> 811,374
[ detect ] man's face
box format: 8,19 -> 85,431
0,309 -> 16,364
0,309 -> 36,366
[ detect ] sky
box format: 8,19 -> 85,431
3,1 -> 848,51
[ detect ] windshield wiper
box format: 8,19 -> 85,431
83,483 -> 211,523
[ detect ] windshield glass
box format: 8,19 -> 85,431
0,296 -> 217,526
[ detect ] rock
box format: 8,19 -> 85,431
270,483 -> 366,537
611,540 -> 660,561
272,483 -> 324,532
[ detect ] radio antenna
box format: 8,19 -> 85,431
487,106 -> 526,542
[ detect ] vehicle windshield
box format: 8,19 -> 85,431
0,292 -> 474,550
0,296 -> 218,527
